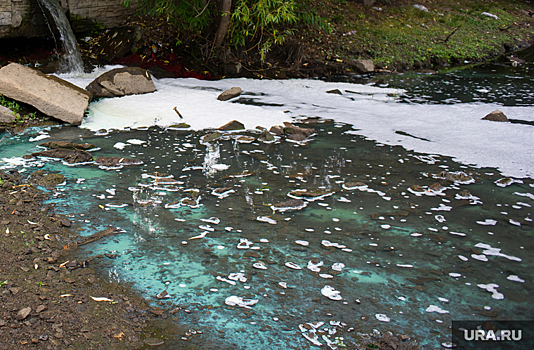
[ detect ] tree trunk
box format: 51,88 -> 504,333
214,0 -> 232,47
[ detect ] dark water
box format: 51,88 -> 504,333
384,45 -> 534,106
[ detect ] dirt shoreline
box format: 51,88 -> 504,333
0,169 -> 221,349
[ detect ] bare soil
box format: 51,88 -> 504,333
0,169 -> 215,349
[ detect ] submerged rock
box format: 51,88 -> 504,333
95,156 -> 142,167
271,199 -> 308,212
40,141 -> 95,150
217,87 -> 242,101
202,132 -> 223,143
0,63 -> 91,125
343,181 -> 367,190
258,130 -> 275,142
283,122 -> 315,138
86,67 -> 156,98
32,173 -> 66,188
434,170 -> 475,184
211,187 -> 235,198
32,149 -> 93,164
288,189 -> 335,201
482,110 -> 509,122
494,177 -> 522,187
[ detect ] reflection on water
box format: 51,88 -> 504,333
1,121 -> 532,349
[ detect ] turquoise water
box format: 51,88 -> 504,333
1,119 -> 532,349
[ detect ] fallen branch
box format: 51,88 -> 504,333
442,26 -> 461,43
67,226 -> 123,251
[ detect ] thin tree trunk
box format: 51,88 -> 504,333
214,0 -> 232,47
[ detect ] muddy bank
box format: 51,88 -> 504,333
0,169 -> 222,349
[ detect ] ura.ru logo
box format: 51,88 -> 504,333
464,329 -> 522,341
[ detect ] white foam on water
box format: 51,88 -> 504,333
507,275 -> 525,283
113,142 -> 127,150
514,192 -> 534,200
375,314 -> 391,322
321,285 -> 342,301
127,139 -> 146,145
450,231 -> 466,237
425,305 -> 449,314
471,254 -> 489,262
477,283 -> 504,300
476,219 -> 497,226
29,134 -> 50,142
256,216 -> 277,225
59,67 -> 534,178
474,242 -> 522,262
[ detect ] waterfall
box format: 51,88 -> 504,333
37,0 -> 84,73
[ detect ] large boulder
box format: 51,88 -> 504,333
0,105 -> 15,123
0,63 -> 91,125
86,67 -> 157,98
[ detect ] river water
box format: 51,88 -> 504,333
1,50 -> 533,349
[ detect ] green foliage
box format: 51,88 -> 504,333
0,280 -> 7,287
123,0 -> 212,33
0,94 -> 43,124
124,0 -> 329,61
228,0 -> 298,60
337,0 -> 530,68
0,95 -> 21,114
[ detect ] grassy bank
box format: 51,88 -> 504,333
295,0 -> 534,71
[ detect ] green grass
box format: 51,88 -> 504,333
0,94 -> 44,125
300,0 -> 534,69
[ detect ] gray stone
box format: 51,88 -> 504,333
351,59 -> 375,73
258,130 -> 275,142
86,67 -> 156,98
482,110 -> 509,122
0,63 -> 91,125
0,104 -> 15,123
283,122 -> 315,138
217,87 -> 242,101
269,125 -> 284,136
